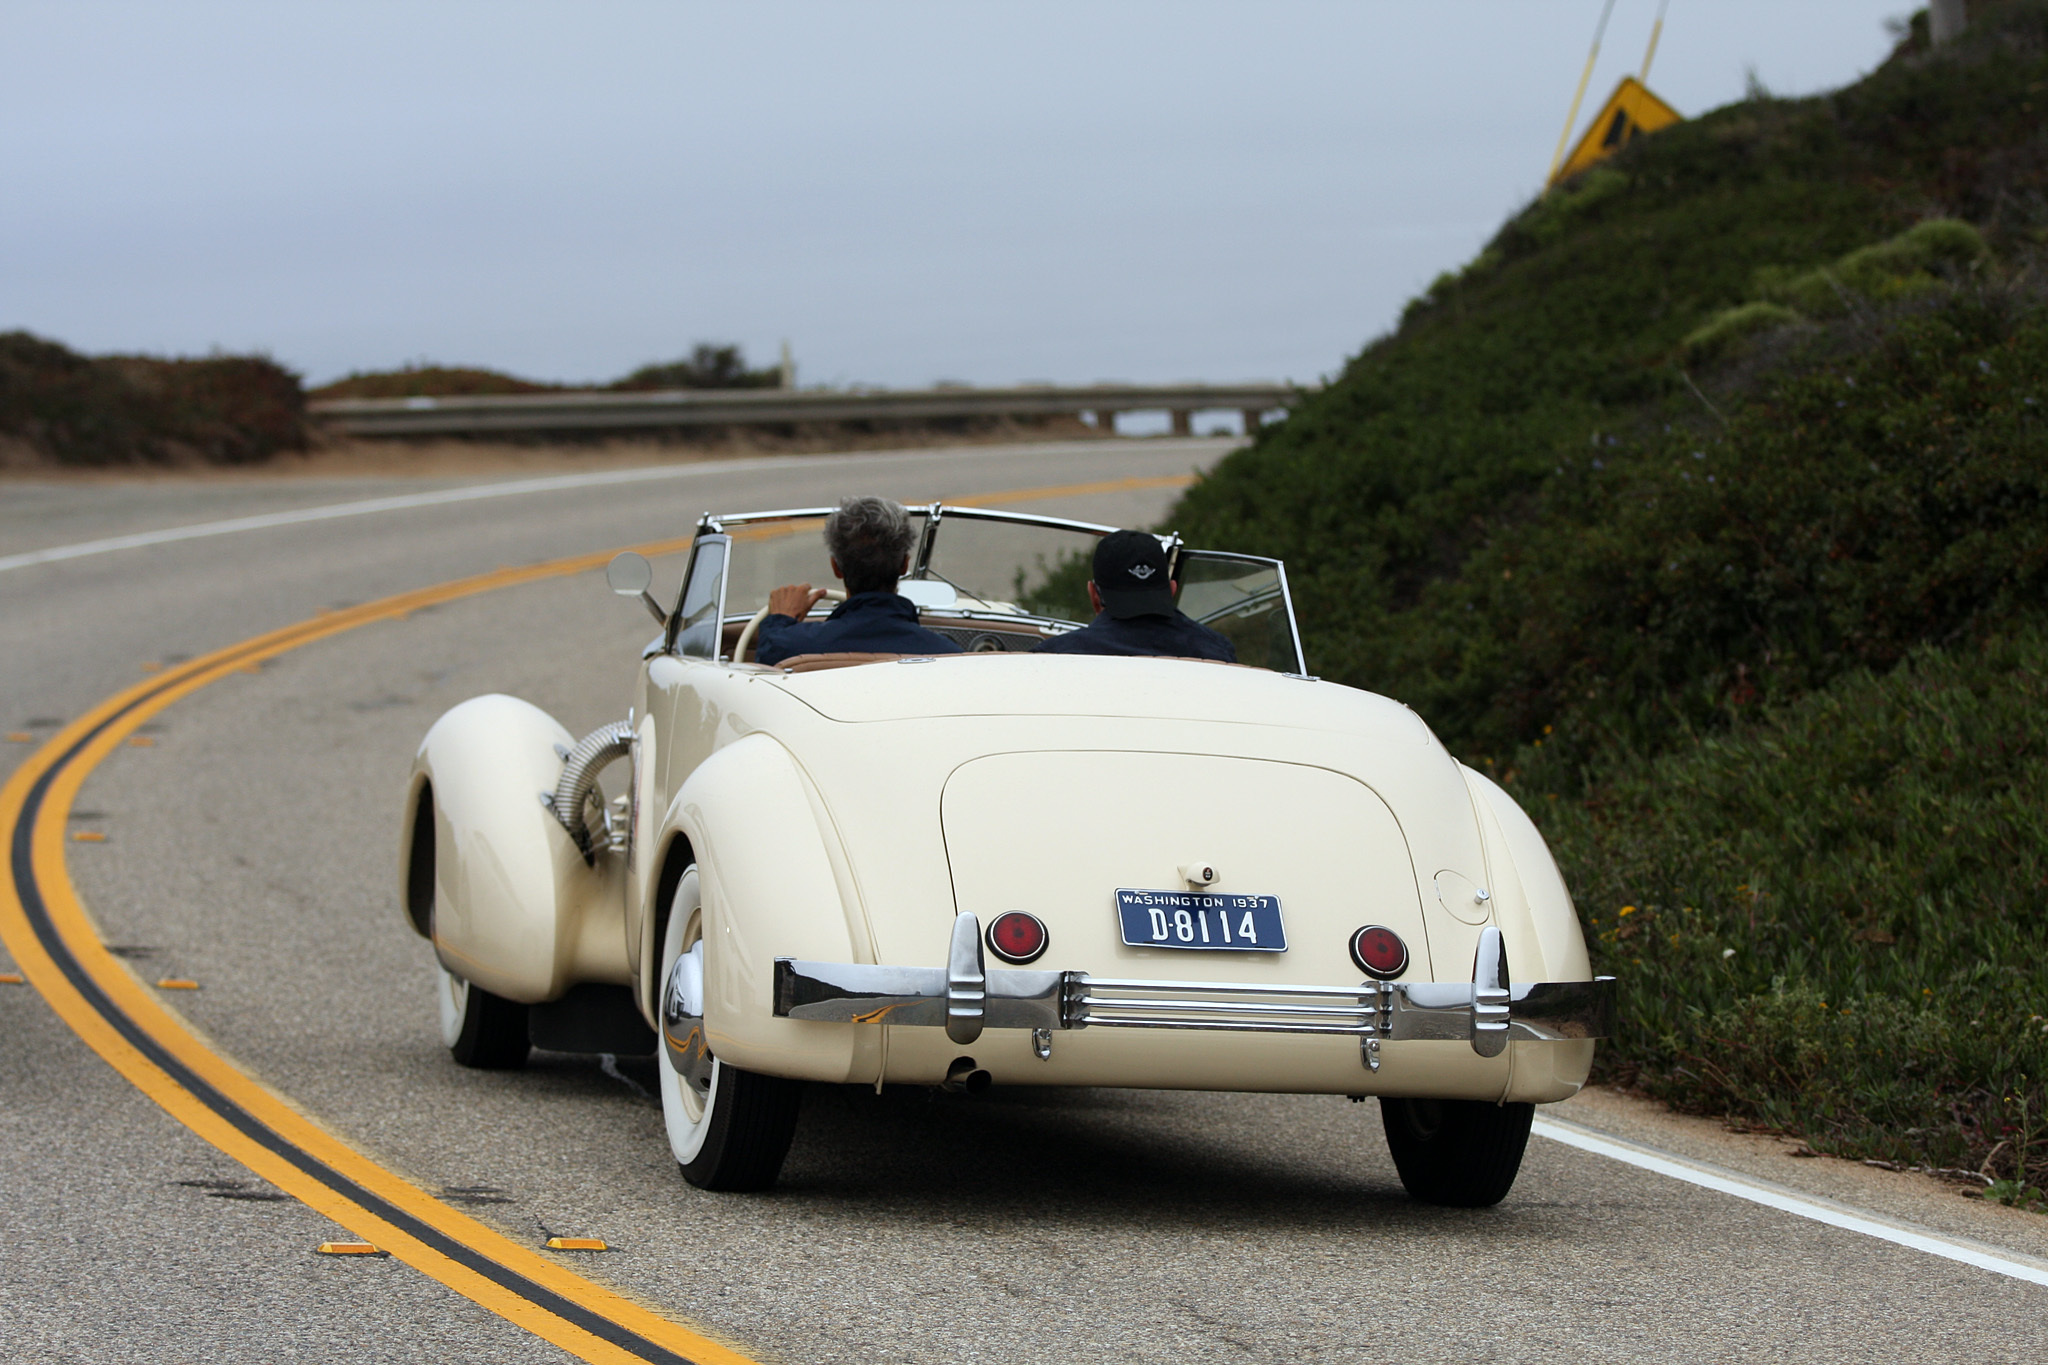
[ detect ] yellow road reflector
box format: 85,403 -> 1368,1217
71,831 -> 107,843
0,972 -> 23,985
5,733 -> 31,743
156,978 -> 200,990
546,1237 -> 609,1251
140,661 -> 163,674
238,663 -> 261,674
317,1240 -> 384,1256
128,735 -> 157,748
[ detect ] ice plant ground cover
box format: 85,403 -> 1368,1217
1539,632 -> 2048,1198
1172,5 -> 2048,1201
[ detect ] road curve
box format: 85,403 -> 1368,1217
3,439 -> 2046,1364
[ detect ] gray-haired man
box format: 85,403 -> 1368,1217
756,496 -> 964,666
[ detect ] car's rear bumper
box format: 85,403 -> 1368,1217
770,913 -> 1613,1074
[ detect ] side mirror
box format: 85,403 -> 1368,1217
606,552 -> 668,627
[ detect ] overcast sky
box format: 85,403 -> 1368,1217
2,1 -> 1915,389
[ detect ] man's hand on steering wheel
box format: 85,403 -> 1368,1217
768,583 -> 830,620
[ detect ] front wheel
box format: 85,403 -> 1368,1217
655,865 -> 802,1191
1380,1097 -> 1533,1207
436,964 -> 530,1069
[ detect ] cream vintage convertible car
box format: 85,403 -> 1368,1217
400,505 -> 1613,1205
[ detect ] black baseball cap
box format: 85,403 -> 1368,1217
1093,530 -> 1176,619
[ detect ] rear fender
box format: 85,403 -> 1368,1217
660,733 -> 869,1083
401,694 -> 629,1003
1459,767 -> 1591,985
1459,766 -> 1594,1103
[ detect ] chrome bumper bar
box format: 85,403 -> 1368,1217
772,913 -> 1614,1071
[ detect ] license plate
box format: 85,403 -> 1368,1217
1115,889 -> 1286,952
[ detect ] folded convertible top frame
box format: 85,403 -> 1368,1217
772,913 -> 1615,1072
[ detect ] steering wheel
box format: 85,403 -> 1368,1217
734,589 -> 846,664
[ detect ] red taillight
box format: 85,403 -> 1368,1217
988,911 -> 1048,964
1350,925 -> 1409,979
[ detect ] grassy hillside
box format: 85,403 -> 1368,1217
1172,6 -> 2048,1196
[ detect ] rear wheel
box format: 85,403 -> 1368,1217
1380,1097 -> 1533,1207
436,965 -> 530,1069
655,865 -> 802,1191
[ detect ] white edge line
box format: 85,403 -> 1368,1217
0,462 -> 756,573
1532,1115 -> 2048,1288
0,438 -> 1230,575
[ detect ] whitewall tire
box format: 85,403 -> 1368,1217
655,864 -> 802,1191
435,962 -> 529,1069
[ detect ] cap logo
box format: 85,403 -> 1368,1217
1127,564 -> 1156,580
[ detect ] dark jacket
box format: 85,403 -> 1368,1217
1031,610 -> 1237,662
756,591 -> 964,666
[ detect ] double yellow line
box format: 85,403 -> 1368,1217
0,471 -> 1194,1361
0,540 -> 754,1365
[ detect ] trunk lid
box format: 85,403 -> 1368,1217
940,749 -> 1434,985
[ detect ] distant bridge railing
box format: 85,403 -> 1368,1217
309,382 -> 1301,438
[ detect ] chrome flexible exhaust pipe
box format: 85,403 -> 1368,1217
548,721 -> 633,861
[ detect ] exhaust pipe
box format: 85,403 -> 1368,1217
942,1056 -> 992,1095
549,721 -> 633,862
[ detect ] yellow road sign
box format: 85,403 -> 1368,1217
1551,76 -> 1682,185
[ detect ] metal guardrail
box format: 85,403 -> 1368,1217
309,382 -> 1301,438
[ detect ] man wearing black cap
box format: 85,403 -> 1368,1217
1032,529 -> 1237,662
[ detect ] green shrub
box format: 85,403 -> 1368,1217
1883,217 -> 1989,269
1421,287 -> 2048,765
312,343 -> 783,402
0,331 -> 307,466
1759,218 -> 1990,316
1516,167 -> 1631,247
610,343 -> 781,392
1679,301 -> 1804,362
310,365 -> 559,400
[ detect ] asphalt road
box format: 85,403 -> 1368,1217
3,438 -> 2046,1364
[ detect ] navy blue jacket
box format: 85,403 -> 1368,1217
756,591 -> 964,666
1032,610 -> 1237,662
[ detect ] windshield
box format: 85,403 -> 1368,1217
700,506 -> 1303,671
717,511 -> 932,617
919,514 -> 1106,623
1175,551 -> 1304,673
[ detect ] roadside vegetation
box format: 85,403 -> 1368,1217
309,342 -> 781,401
1172,4 -> 2048,1199
0,330 -> 308,466
306,364 -> 563,400
1,339 -> 785,466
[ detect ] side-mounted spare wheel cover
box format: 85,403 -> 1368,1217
409,693 -> 624,1003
